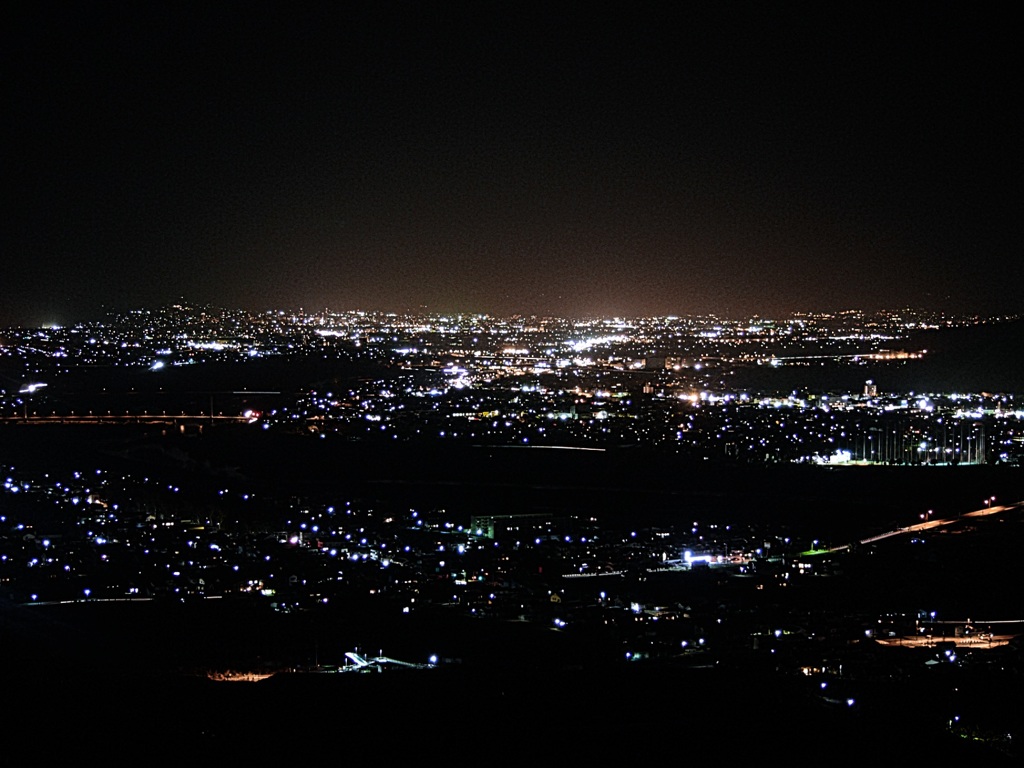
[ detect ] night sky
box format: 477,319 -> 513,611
5,4 -> 1019,326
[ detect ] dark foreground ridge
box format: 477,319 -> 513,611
2,428 -> 1022,762
2,646 -> 1014,762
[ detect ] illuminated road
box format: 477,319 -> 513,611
22,595 -> 224,606
830,499 -> 1024,551
0,414 -> 249,424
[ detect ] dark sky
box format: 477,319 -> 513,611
4,3 -> 1019,326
